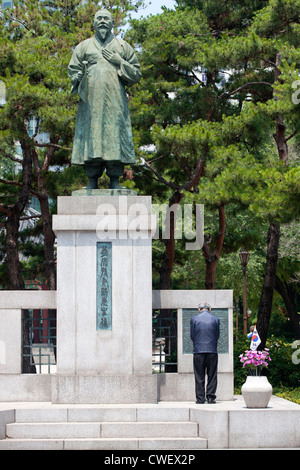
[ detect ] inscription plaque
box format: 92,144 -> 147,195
97,242 -> 112,330
182,308 -> 229,354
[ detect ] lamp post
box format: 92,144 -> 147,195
239,250 -> 250,335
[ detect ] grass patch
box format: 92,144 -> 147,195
273,387 -> 300,405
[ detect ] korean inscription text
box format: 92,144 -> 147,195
97,242 -> 112,330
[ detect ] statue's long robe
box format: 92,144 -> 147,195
68,33 -> 141,165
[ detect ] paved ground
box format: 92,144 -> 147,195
0,395 -> 299,411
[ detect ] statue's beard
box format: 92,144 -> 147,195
97,27 -> 110,41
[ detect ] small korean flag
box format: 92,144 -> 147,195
250,326 -> 261,351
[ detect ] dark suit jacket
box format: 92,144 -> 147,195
190,310 -> 220,354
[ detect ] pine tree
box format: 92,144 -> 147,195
0,0 -> 145,290
127,0 -> 300,344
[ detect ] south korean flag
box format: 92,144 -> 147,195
250,326 -> 261,351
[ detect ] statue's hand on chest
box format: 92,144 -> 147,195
102,48 -> 123,66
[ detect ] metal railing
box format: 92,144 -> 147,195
152,309 -> 177,373
22,307 -> 177,374
22,309 -> 56,374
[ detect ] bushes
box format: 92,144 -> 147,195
234,333 -> 300,392
266,336 -> 300,389
273,387 -> 300,405
234,332 -> 251,391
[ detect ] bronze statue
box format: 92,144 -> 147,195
68,9 -> 141,189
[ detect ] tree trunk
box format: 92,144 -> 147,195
36,191 -> 57,359
5,211 -> 24,290
4,133 -> 35,372
256,223 -> 280,348
256,109 -> 290,344
5,135 -> 33,289
202,248 -> 218,290
32,143 -> 57,291
256,50 -> 293,346
146,155 -> 205,290
159,191 -> 183,290
158,238 -> 176,290
33,146 -> 57,360
201,204 -> 226,290
275,275 -> 300,340
257,104 -> 291,344
38,191 -> 56,290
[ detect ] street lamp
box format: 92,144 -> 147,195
239,250 -> 250,335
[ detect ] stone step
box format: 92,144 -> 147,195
0,405 -> 208,450
13,406 -> 191,423
0,437 -> 207,451
6,421 -> 199,440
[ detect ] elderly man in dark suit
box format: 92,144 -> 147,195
190,303 -> 220,404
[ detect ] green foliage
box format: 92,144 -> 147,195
273,386 -> 300,404
176,0 -> 269,33
129,2 -> 300,217
234,334 -> 300,392
0,1 -> 299,348
0,0 -> 148,164
126,1 -> 300,347
0,0 -> 147,287
234,332 -> 251,391
267,336 -> 300,388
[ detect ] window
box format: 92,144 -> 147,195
2,1 -> 13,9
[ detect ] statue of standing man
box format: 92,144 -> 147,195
68,10 -> 141,190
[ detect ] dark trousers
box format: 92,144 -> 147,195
193,353 -> 218,402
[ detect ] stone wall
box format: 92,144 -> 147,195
0,288 -> 233,402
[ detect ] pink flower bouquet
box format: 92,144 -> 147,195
239,348 -> 272,375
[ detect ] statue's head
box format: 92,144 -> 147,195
93,9 -> 114,39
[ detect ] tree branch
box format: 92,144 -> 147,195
145,153 -> 205,194
0,11 -> 30,31
143,160 -> 180,190
258,57 -> 276,67
0,204 -> 10,216
219,81 -> 273,99
3,153 -> 23,164
179,157 -> 205,192
216,203 -> 226,259
284,130 -> 298,143
0,178 -> 22,189
33,141 -> 72,151
32,117 -> 40,140
42,137 -> 59,172
19,214 -> 41,221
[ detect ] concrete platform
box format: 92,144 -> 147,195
0,396 -> 299,450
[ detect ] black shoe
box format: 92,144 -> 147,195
207,399 -> 216,404
196,401 -> 205,404
86,177 -> 99,189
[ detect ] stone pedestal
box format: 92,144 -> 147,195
52,194 -> 157,403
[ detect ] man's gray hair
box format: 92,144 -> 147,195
198,302 -> 211,310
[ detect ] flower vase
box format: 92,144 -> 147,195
241,375 -> 273,408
